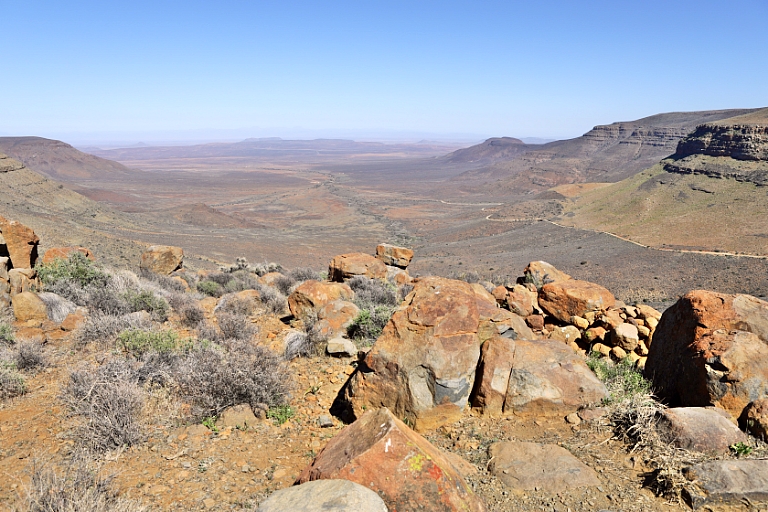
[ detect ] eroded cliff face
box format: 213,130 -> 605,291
581,124 -> 688,151
672,124 -> 768,161
0,153 -> 25,173
663,124 -> 768,186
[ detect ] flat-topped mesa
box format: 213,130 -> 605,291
581,124 -> 689,149
671,124 -> 768,161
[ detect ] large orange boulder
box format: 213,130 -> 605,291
287,280 -> 354,321
328,253 -> 387,281
0,216 -> 39,269
375,243 -> 414,269
538,280 -> 615,323
314,300 -> 360,339
42,246 -> 95,264
297,407 -> 486,512
471,337 -> 607,417
139,245 -> 183,275
340,277 -> 505,430
645,290 -> 768,419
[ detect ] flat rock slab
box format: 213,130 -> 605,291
257,479 -> 388,511
658,407 -> 746,455
488,441 -> 600,493
684,460 -> 768,510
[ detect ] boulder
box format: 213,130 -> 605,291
297,407 -> 485,512
385,265 -> 412,286
288,281 -> 354,321
548,325 -> 581,344
636,304 -> 662,321
375,243 -> 414,269
645,290 -> 768,418
314,300 -> 360,339
257,272 -> 285,287
0,216 -> 39,269
611,323 -> 640,351
326,338 -> 357,357
525,314 -> 544,331
523,261 -> 571,288
139,245 -> 183,275
471,337 -> 607,418
740,398 -> 768,439
217,404 -> 259,430
538,280 -> 615,323
258,479 -> 388,512
8,268 -> 38,297
490,307 -> 535,340
684,460 -> 768,510
328,253 -> 387,282
487,442 -> 600,493
0,256 -> 9,281
657,407 -> 746,455
505,285 -> 538,317
42,246 -> 95,264
584,326 -> 607,344
340,277 -> 501,429
12,291 -> 49,322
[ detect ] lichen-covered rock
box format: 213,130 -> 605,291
314,300 -> 359,339
523,261 -> 571,289
471,337 -> 607,418
538,280 -> 615,323
328,253 -> 387,281
684,460 -> 768,510
340,277 -> 501,429
645,290 -> 768,419
287,281 -> 354,321
375,243 -> 414,269
297,407 -> 485,512
140,245 -> 183,275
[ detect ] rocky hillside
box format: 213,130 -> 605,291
450,108 -> 761,198
662,110 -> 768,186
0,136 -> 134,181
443,136 -> 531,165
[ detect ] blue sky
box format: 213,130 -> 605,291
1,0 -> 766,144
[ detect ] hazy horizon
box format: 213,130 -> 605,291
2,1 -> 766,144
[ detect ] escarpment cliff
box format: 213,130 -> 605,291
663,122 -> 768,186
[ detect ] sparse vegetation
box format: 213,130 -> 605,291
347,306 -> 392,345
215,312 -> 257,341
267,405 -> 295,425
346,276 -> 398,345
0,360 -> 26,399
24,455 -> 149,512
117,328 -> 181,358
0,321 -> 15,345
36,252 -> 108,289
284,313 -> 327,359
13,339 -> 47,371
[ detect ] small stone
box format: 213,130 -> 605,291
203,498 -> 216,509
326,337 -> 357,357
565,412 -> 581,425
570,315 -> 590,330
318,415 -> 334,428
610,346 -> 627,360
592,343 -> 611,357
611,323 -> 639,351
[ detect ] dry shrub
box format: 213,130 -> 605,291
14,339 -> 47,371
215,293 -> 259,317
139,267 -> 187,293
257,285 -> 286,315
76,312 -> 152,346
216,312 -> 257,341
287,267 -> 320,283
348,276 -> 397,308
62,360 -> 145,452
0,364 -> 26,399
284,312 -> 327,359
24,454 -> 148,512
174,340 -> 291,421
37,292 -> 77,324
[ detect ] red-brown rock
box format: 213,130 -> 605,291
645,290 -> 768,419
140,245 -> 183,275
12,291 -> 49,322
375,243 -> 414,269
0,216 -> 39,269
8,268 -> 38,297
297,407 -> 485,512
287,280 -> 354,321
42,246 -> 95,264
471,337 -> 607,417
328,252 -> 387,281
314,300 -> 360,339
538,280 -> 615,323
341,277 -> 503,429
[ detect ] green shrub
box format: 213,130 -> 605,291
347,305 -> 394,345
124,290 -> 169,321
37,252 -> 108,288
0,362 -> 26,399
587,352 -> 652,405
267,405 -> 294,425
197,280 -> 224,298
0,322 -> 14,345
117,329 -> 180,358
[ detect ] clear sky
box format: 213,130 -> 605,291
1,0 -> 766,144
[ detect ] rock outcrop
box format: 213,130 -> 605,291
538,280 -> 615,323
297,407 -> 485,512
287,280 -> 354,321
0,215 -> 39,269
42,246 -> 95,264
375,243 -> 414,269
340,276 -> 504,429
645,290 -> 768,419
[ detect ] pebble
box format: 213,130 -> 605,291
318,415 -> 334,428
